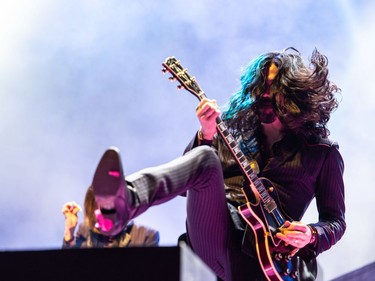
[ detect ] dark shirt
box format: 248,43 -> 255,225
186,132 -> 346,257
62,221 -> 160,249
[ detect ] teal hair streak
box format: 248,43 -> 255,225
221,53 -> 273,156
222,54 -> 269,121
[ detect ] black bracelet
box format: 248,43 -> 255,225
308,225 -> 318,246
197,129 -> 213,145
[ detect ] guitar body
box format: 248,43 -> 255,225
239,178 -> 317,281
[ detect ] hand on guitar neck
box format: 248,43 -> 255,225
195,98 -> 220,141
275,220 -> 314,249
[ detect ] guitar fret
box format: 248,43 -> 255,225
244,166 -> 254,175
220,127 -> 228,134
238,155 -> 246,163
233,146 -> 241,154
256,181 -> 267,191
218,122 -> 226,131
261,190 -> 272,200
260,189 -> 269,197
230,142 -> 237,150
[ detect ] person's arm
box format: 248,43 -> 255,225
195,98 -> 219,142
275,146 -> 346,256
142,229 -> 160,247
128,223 -> 160,247
184,98 -> 220,152
308,146 -> 346,255
61,201 -> 81,248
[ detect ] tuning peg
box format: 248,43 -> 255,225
161,68 -> 167,73
168,77 -> 176,81
177,85 -> 184,90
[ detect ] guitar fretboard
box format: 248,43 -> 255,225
190,80 -> 277,213
216,119 -> 277,212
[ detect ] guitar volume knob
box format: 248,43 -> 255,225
284,254 -> 292,262
283,268 -> 291,276
274,252 -> 283,261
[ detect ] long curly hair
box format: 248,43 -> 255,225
221,47 -> 340,154
83,186 -> 98,229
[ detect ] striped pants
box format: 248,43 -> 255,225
125,146 -> 231,279
125,146 -> 262,281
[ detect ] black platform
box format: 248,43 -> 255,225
0,243 -> 216,281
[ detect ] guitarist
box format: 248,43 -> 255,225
90,48 -> 345,281
187,47 -> 346,280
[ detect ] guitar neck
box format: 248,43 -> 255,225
195,91 -> 278,213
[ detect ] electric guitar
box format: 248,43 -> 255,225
162,57 -> 317,281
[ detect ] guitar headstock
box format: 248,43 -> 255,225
162,57 -> 205,101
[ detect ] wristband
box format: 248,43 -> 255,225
197,129 -> 204,141
198,128 -> 215,141
197,129 -> 213,145
308,225 -> 318,246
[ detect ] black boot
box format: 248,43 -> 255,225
92,147 -> 133,236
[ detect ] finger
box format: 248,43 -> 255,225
290,224 -> 308,232
280,221 -> 307,232
70,207 -> 80,215
200,104 -> 219,115
195,98 -> 211,111
197,98 -> 218,111
203,110 -> 220,121
62,205 -> 72,214
283,221 -> 291,227
278,231 -> 310,246
278,230 -> 304,237
74,207 -> 82,215
197,104 -> 216,116
276,233 -> 305,248
275,232 -> 285,240
68,202 -> 81,210
62,202 -> 72,211
62,202 -> 81,214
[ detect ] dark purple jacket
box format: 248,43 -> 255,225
186,132 -> 346,257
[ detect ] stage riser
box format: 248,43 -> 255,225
0,245 -> 216,281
